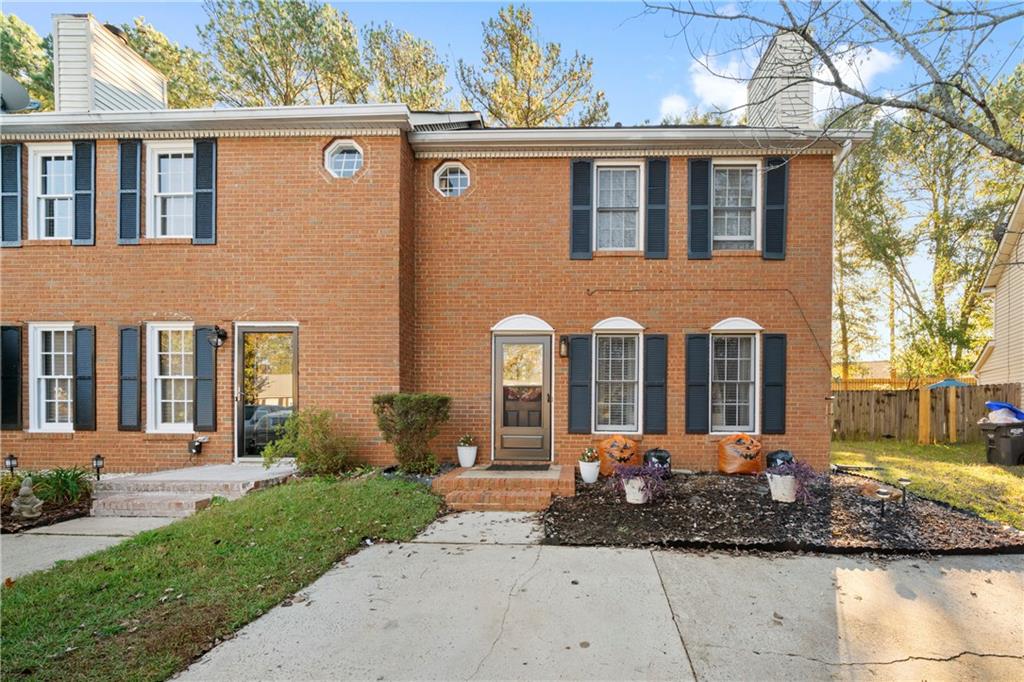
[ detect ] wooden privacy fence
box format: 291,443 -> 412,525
832,383 -> 1022,443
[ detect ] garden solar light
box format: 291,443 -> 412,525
898,478 -> 912,505
92,453 -> 105,480
875,488 -> 893,518
4,453 -> 17,475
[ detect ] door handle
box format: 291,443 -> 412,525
547,392 -> 552,403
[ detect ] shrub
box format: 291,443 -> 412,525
1,472 -> 26,506
611,464 -> 669,501
372,393 -> 452,474
34,467 -> 92,505
262,409 -> 358,476
765,460 -> 822,503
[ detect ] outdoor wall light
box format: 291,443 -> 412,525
4,453 -> 17,475
208,326 -> 229,348
92,453 -> 105,481
559,336 -> 569,358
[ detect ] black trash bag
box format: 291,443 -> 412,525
766,450 -> 794,468
643,448 -> 672,477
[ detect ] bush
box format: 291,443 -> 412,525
1,472 -> 25,506
33,467 -> 92,505
262,409 -> 358,476
372,393 -> 452,474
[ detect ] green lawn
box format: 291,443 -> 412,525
0,476 -> 441,682
832,440 -> 1024,528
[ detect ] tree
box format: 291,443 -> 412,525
1,14 -> 52,110
644,1 -> 1024,165
457,4 -> 608,126
364,22 -> 449,110
121,18 -> 216,108
661,109 -> 734,125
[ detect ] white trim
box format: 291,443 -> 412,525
491,314 -> 555,333
710,317 -> 764,332
145,139 -> 195,239
708,331 -> 762,436
592,331 -> 644,435
592,316 -> 645,332
27,322 -> 75,433
146,321 -> 195,434
433,161 -> 471,197
710,157 -> 762,252
593,159 -> 644,252
489,332 -> 555,463
26,142 -> 74,241
323,139 -> 363,179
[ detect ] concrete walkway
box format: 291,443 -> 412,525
2,516 -> 174,579
181,513 -> 1024,681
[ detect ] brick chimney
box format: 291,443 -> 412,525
747,31 -> 814,129
52,14 -> 167,113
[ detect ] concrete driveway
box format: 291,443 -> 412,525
181,512 -> 1024,681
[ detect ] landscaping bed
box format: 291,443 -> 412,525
1,500 -> 91,534
542,472 -> 1024,554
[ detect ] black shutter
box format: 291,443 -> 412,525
643,334 -> 668,434
763,157 -> 788,260
194,326 -> 217,431
762,333 -> 787,434
118,326 -> 141,430
567,335 -> 591,433
118,140 -> 141,244
688,158 -> 711,259
72,141 -> 95,245
570,159 -> 592,260
1,143 -> 22,247
685,334 -> 710,433
645,158 -> 668,259
193,139 -> 217,244
73,326 -> 96,431
1,325 -> 22,429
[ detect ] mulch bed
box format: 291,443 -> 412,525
542,473 -> 1024,555
1,500 -> 91,534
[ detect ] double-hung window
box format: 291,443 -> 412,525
146,141 -> 194,238
28,143 -> 74,240
711,335 -> 756,431
594,335 -> 640,432
29,323 -> 74,431
711,160 -> 759,251
147,323 -> 195,432
595,162 -> 643,250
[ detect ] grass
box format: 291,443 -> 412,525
0,476 -> 441,682
832,440 -> 1024,528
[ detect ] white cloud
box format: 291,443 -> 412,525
659,94 -> 690,121
688,55 -> 749,119
814,47 -> 899,113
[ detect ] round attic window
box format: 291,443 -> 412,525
325,140 -> 363,178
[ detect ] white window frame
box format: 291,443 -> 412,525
145,140 -> 195,238
708,317 -> 763,435
433,161 -> 471,197
593,159 -> 645,252
28,322 -> 75,433
27,142 -> 75,241
324,139 -> 364,179
591,317 -> 645,435
711,157 -> 762,252
146,321 -> 195,434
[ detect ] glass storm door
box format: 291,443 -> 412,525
236,328 -> 298,459
493,335 -> 551,460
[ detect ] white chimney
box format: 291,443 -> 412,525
747,31 -> 814,129
52,14 -> 167,113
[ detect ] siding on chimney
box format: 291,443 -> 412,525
747,32 -> 814,129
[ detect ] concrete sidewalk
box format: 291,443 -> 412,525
181,512 -> 1024,681
2,516 -> 174,579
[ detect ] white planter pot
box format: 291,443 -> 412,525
767,473 -> 796,503
579,460 -> 600,484
457,446 -> 478,468
623,478 -> 650,504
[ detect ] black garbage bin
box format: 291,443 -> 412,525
979,421 -> 1024,465
643,448 -> 671,477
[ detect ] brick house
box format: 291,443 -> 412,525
0,17 -> 864,475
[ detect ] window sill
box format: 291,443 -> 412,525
140,237 -> 194,245
592,432 -> 644,440
143,432 -> 195,441
711,250 -> 761,257
25,431 -> 74,439
593,250 -> 643,258
23,239 -> 73,248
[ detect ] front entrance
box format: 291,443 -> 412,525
493,335 -> 551,460
235,326 -> 298,460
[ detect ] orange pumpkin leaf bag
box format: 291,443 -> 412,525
717,433 -> 764,474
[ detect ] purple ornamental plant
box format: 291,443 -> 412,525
611,464 -> 669,501
766,460 -> 821,504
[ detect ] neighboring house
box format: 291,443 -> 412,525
0,18 -> 865,472
974,187 -> 1024,386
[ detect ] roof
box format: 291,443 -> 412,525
982,186 -> 1024,292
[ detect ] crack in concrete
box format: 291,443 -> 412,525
705,643 -> 1024,668
650,551 -> 700,681
468,546 -> 542,680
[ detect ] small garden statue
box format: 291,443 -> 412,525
11,477 -> 43,519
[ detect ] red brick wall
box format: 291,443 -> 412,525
411,154 -> 834,470
0,135 -> 406,471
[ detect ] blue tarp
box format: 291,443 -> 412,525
986,401 -> 1024,421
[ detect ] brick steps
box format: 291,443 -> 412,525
91,493 -> 213,518
445,490 -> 553,512
432,464 -> 574,512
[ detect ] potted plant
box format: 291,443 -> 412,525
578,447 -> 600,483
612,464 -> 668,504
457,434 -> 478,468
765,460 -> 819,503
